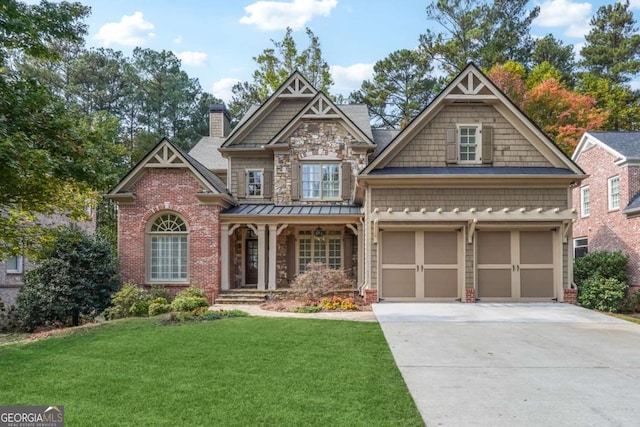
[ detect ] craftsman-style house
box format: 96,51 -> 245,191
107,64 -> 586,303
572,131 -> 640,289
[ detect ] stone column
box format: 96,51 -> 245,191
221,224 -> 230,290
257,224 -> 266,290
268,224 -> 277,290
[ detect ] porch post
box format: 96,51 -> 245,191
221,224 -> 230,290
268,224 -> 277,290
257,224 -> 266,290
357,222 -> 364,286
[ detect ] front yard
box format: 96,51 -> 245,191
0,316 -> 423,426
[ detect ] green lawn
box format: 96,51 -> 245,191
0,317 -> 424,426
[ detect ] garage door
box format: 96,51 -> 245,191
477,230 -> 555,300
380,230 -> 462,300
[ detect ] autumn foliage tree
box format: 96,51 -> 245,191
525,79 -> 608,155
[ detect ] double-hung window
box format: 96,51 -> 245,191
581,186 -> 590,217
148,213 -> 188,281
458,125 -> 481,163
574,238 -> 588,259
298,230 -> 342,273
608,176 -> 620,210
301,163 -> 340,199
247,170 -> 262,197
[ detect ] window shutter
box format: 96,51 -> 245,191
343,233 -> 353,278
445,128 -> 457,164
237,171 -> 246,197
263,170 -> 273,198
286,234 -> 296,282
291,160 -> 300,201
341,161 -> 352,200
482,126 -> 493,164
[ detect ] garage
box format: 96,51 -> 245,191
476,230 -> 557,300
380,230 -> 463,301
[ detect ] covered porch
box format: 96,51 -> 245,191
221,204 -> 363,290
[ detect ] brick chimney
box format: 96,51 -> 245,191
209,104 -> 231,137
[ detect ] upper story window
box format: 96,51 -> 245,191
608,176 -> 620,210
148,213 -> 188,282
247,170 -> 262,197
301,163 -> 340,199
581,186 -> 590,217
458,125 -> 481,163
6,255 -> 23,274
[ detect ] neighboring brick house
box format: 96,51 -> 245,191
108,64 -> 586,303
0,215 -> 96,306
572,131 -> 640,288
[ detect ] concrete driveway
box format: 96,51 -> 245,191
373,303 -> 640,427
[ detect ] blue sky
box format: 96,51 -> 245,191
74,0 -> 640,101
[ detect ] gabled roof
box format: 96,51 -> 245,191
221,71 -> 317,148
361,63 -> 584,176
573,131 -> 640,164
188,136 -> 227,170
267,92 -> 374,147
107,138 -> 233,206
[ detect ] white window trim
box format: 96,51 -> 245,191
246,169 -> 263,198
296,228 -> 343,274
456,123 -> 482,164
608,175 -> 620,211
300,162 -> 341,201
6,255 -> 23,274
146,213 -> 189,283
573,237 -> 588,259
580,185 -> 590,217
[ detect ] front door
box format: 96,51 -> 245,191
245,239 -> 258,285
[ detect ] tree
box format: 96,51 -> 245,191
17,225 -> 119,331
578,73 -> 640,130
350,49 -> 439,128
419,0 -> 539,76
229,27 -> 333,123
487,62 -> 526,106
526,62 -> 563,89
581,0 -> 640,85
525,78 -> 608,155
531,34 -> 575,85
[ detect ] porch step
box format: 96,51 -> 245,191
216,290 -> 269,305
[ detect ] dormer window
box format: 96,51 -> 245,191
247,170 -> 262,197
301,163 -> 340,199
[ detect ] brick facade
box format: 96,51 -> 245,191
118,169 -> 223,302
573,145 -> 640,288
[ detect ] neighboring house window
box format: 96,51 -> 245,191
298,229 -> 342,273
458,125 -> 481,163
148,213 -> 188,281
608,176 -> 620,210
247,170 -> 262,197
6,255 -> 23,274
301,163 -> 340,199
581,186 -> 590,217
574,238 -> 588,259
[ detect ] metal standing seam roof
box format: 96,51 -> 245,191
223,204 -> 362,215
367,167 -> 577,175
588,131 -> 640,159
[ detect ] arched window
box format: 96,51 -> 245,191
148,213 -> 188,281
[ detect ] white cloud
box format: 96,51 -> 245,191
630,0 -> 640,10
240,0 -> 337,31
330,63 -> 374,94
95,12 -> 155,47
175,51 -> 208,66
173,36 -> 183,44
212,78 -> 241,103
535,0 -> 591,27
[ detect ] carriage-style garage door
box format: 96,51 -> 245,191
380,230 -> 462,300
476,230 -> 556,300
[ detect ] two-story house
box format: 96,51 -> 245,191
572,131 -> 640,289
107,64 -> 586,303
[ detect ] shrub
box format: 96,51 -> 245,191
290,263 -> 355,300
0,298 -> 20,332
171,296 -> 209,312
129,301 -> 151,317
17,225 -> 119,331
148,298 -> 172,317
621,290 -> 640,313
321,296 -> 359,311
149,285 -> 173,302
578,275 -> 627,312
103,283 -> 150,320
574,251 -> 629,286
293,305 -> 322,313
